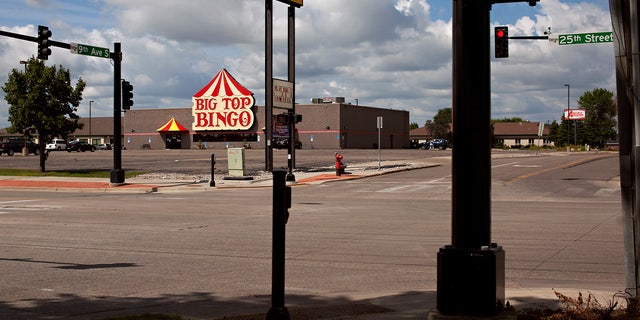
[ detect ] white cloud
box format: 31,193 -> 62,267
0,0 -> 615,128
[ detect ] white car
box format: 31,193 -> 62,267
45,139 -> 67,151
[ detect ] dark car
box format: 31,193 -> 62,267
421,139 -> 448,150
272,137 -> 302,150
66,141 -> 96,152
0,138 -> 39,156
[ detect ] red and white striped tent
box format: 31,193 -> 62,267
157,117 -> 189,132
193,68 -> 254,98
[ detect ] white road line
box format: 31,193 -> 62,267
492,162 -> 519,168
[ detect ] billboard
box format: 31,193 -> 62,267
192,69 -> 256,131
563,109 -> 586,120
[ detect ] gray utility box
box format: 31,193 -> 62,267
227,148 -> 245,177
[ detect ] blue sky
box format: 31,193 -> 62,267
0,0 -> 615,128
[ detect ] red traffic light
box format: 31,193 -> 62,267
494,26 -> 509,58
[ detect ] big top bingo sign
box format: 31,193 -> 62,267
192,69 -> 256,131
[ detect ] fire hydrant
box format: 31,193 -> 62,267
335,152 -> 344,176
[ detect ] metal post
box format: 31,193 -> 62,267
210,154 -> 216,187
110,42 -> 125,184
266,170 -> 290,320
286,5 -> 296,182
565,84 -> 570,148
89,100 -> 94,142
265,0 -> 274,172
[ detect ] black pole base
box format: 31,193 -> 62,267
110,169 -> 125,185
286,173 -> 295,182
265,306 -> 290,320
436,244 -> 505,316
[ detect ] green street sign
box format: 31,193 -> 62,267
558,32 -> 613,45
70,42 -> 110,59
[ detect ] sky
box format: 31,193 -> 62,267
0,0 -> 614,129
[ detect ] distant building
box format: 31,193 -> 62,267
409,121 -> 553,149
492,122 -> 552,148
122,101 -> 410,150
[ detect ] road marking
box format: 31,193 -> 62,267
507,154 -> 614,182
0,200 -> 38,204
492,162 -> 519,168
513,164 -> 542,168
377,185 -> 413,193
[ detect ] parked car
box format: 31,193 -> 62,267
0,138 -> 39,156
46,138 -> 67,151
421,139 -> 448,150
66,141 -> 96,152
95,143 -> 111,150
272,137 -> 302,150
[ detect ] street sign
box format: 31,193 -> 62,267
70,42 -> 110,58
557,32 -> 613,45
273,78 -> 294,109
277,0 -> 302,7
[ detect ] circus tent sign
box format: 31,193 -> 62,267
192,69 -> 256,131
157,117 -> 189,132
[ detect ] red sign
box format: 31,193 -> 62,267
192,69 -> 256,131
563,109 -> 586,120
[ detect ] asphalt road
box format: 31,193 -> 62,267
0,150 -> 625,319
0,148 -> 439,174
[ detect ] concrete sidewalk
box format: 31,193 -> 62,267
0,161 -> 438,193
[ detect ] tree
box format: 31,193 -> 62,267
492,117 -> 526,123
577,88 -> 617,148
409,121 -> 419,130
426,107 -> 452,142
2,57 -> 85,172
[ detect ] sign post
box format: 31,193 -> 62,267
377,116 -> 383,170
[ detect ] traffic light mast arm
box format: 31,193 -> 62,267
509,35 -> 549,40
0,29 -> 70,49
491,0 -> 539,6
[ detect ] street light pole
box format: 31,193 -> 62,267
89,100 -> 94,143
19,60 -> 28,71
564,84 -> 570,149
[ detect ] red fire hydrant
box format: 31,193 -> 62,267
335,152 -> 344,176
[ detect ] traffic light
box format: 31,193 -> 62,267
37,25 -> 52,60
276,113 -> 289,123
122,80 -> 134,111
494,26 -> 509,58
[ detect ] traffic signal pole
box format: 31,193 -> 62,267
434,0 -> 537,316
110,42 -> 125,185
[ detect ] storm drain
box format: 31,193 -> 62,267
213,303 -> 393,320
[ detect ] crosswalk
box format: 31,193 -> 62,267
0,200 -> 56,214
350,177 -> 452,194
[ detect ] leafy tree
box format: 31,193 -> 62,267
2,57 -> 85,172
426,107 -> 452,142
492,117 -> 526,123
409,121 -> 419,130
577,88 -> 617,147
547,120 -> 563,146
553,88 -> 616,148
